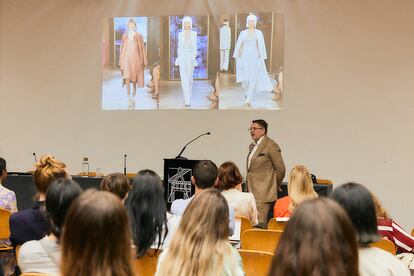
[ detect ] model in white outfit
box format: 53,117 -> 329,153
233,14 -> 273,105
220,20 -> 231,71
175,16 -> 197,106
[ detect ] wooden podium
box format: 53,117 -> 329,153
163,159 -> 200,210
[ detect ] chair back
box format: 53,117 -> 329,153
241,229 -> 283,254
0,208 -> 12,239
371,238 -> 397,255
238,249 -> 274,276
15,244 -> 21,264
20,272 -> 49,276
236,216 -> 252,237
267,218 -> 288,231
411,228 -> 414,237
133,249 -> 161,276
315,178 -> 333,185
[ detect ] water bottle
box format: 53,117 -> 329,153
81,157 -> 89,177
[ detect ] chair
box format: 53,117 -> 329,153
133,249 -> 161,276
236,216 -> 252,237
315,178 -> 333,185
238,249 -> 274,276
371,238 -> 397,255
0,208 -> 13,251
267,218 -> 288,231
241,229 -> 283,254
20,272 -> 49,276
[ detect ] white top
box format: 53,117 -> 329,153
158,212 -> 181,249
359,246 -> 410,276
220,25 -> 231,49
221,188 -> 258,226
248,135 -> 265,168
18,236 -> 60,275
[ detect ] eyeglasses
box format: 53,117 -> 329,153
248,127 -> 263,132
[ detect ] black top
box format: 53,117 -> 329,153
9,201 -> 49,246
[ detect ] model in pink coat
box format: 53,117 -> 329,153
119,18 -> 147,103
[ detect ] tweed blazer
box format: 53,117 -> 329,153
246,136 -> 285,202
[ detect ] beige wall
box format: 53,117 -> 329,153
1,0 -> 414,228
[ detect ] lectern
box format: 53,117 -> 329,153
163,159 -> 200,210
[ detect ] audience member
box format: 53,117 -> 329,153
0,158 -> 17,213
0,159 -> 17,276
18,178 -> 82,275
60,190 -> 133,276
10,154 -> 68,245
269,198 -> 359,276
215,161 -> 258,225
273,165 -> 317,218
372,193 -> 414,253
170,160 -> 235,234
100,173 -> 131,203
330,183 -> 410,276
128,169 -> 180,256
155,189 -> 244,276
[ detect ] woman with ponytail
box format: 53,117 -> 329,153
18,178 -> 82,275
10,154 -> 69,245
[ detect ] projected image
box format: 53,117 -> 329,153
101,12 -> 284,110
219,13 -> 284,110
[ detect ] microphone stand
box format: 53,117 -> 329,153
175,132 -> 211,160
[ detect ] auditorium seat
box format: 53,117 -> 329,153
411,228 -> 414,237
315,178 -> 333,185
371,238 -> 397,255
236,216 -> 252,237
20,273 -> 49,276
15,244 -> 21,264
0,208 -> 13,251
133,249 -> 161,276
238,249 -> 274,276
267,218 -> 288,231
241,229 -> 283,254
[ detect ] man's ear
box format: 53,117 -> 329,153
191,176 -> 195,186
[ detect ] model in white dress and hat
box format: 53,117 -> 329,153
233,14 -> 273,106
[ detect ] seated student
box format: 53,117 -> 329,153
330,183 -> 410,276
273,165 -> 317,218
156,189 -> 244,276
215,161 -> 258,226
170,160 -> 235,234
372,193 -> 414,253
18,178 -> 82,275
100,173 -> 131,203
268,198 -> 359,276
60,190 -> 134,276
10,155 -> 68,246
127,170 -> 180,256
0,158 -> 17,276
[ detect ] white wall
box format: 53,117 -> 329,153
1,0 -> 414,228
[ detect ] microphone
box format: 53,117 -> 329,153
33,152 -> 37,163
124,154 -> 127,175
175,132 -> 211,160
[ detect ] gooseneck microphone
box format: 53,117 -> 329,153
124,154 -> 127,175
175,132 -> 211,160
33,152 -> 37,163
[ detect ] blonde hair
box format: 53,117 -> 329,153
34,154 -> 68,194
371,193 -> 391,220
156,189 -> 237,276
287,165 -> 318,212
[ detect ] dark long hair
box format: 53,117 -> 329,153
45,178 -> 82,240
128,169 -> 168,256
269,198 -> 359,276
330,182 -> 379,244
